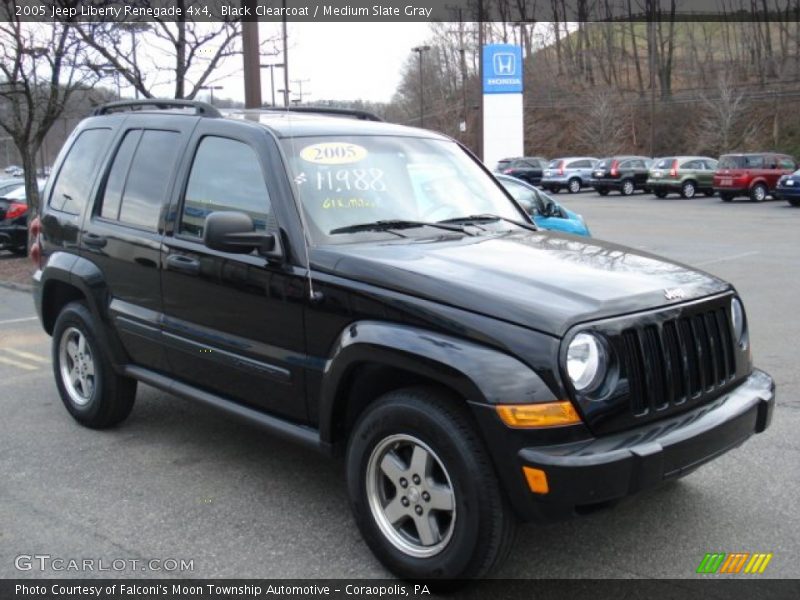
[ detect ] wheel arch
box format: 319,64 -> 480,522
40,252 -> 128,368
318,321 -> 557,448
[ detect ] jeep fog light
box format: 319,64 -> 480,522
567,332 -> 606,392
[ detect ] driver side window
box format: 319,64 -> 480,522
180,136 -> 272,238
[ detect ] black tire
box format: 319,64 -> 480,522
567,178 -> 581,194
654,190 -> 668,199
704,189 -> 715,197
10,246 -> 27,256
549,186 -> 560,194
721,193 -> 734,202
620,179 -> 635,196
52,301 -> 137,429
750,183 -> 768,202
596,188 -> 609,196
346,387 -> 517,580
680,180 -> 697,199
788,199 -> 800,207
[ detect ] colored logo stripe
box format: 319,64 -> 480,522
697,553 -> 773,574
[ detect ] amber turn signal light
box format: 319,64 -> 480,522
496,401 -> 581,428
522,466 -> 550,494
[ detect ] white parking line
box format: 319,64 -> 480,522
0,316 -> 38,326
2,348 -> 49,364
695,251 -> 760,267
0,355 -> 38,371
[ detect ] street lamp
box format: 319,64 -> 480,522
411,45 -> 431,128
260,63 -> 284,107
200,85 -> 223,105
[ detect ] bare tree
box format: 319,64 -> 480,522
695,72 -> 758,154
576,90 -> 629,156
76,4 -> 256,100
0,4 -> 96,213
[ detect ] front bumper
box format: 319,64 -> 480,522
503,370 -> 774,522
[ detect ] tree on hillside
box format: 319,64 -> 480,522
0,4 -> 97,213
694,72 -> 759,155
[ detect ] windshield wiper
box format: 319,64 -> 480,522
437,214 -> 538,232
329,219 -> 470,236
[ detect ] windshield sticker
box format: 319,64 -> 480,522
321,197 -> 377,209
300,142 -> 368,165
314,168 -> 386,192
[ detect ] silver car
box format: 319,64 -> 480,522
540,157 -> 598,193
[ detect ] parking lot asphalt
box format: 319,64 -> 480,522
0,191 -> 798,579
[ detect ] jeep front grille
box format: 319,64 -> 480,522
621,307 -> 736,417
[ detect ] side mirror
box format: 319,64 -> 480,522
203,211 -> 282,259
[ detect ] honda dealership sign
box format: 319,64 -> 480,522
482,44 -> 524,168
483,45 -> 523,94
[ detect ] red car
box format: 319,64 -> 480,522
713,152 -> 797,202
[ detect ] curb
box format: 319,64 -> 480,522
0,280 -> 33,293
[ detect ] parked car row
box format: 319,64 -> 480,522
495,152 -> 800,206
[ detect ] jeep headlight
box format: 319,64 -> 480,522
567,333 -> 607,392
731,297 -> 746,345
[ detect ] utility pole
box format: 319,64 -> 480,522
282,0 -> 290,108
242,1 -> 262,108
477,0 -> 484,160
260,63 -> 284,107
411,45 -> 431,127
648,0 -> 656,157
291,78 -> 310,104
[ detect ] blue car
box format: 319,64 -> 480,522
776,169 -> 800,207
496,174 -> 591,236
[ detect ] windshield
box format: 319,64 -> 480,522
595,159 -> 611,169
654,158 -> 675,169
547,159 -> 561,169
282,136 -> 525,244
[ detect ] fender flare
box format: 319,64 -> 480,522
317,320 -> 557,444
39,251 -> 128,368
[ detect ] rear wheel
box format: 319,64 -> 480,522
704,189 -> 715,197
680,181 -> 697,199
750,183 -> 768,202
654,190 -> 668,199
567,178 -> 581,194
596,188 -> 609,196
788,199 -> 800,207
621,179 -> 635,196
52,302 -> 137,429
549,186 -> 560,194
346,387 -> 516,580
720,193 -> 734,202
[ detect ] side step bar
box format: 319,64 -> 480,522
124,365 -> 331,455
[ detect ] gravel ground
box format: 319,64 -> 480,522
0,252 -> 33,290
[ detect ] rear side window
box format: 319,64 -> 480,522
99,129 -> 181,230
569,159 -> 592,168
705,159 -> 719,170
180,136 -> 272,238
49,128 -> 111,215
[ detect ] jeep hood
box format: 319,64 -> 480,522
311,231 -> 730,337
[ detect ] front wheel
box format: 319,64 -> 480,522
52,302 -> 137,429
346,387 -> 516,580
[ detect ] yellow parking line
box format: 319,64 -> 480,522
2,348 -> 49,364
0,355 -> 38,371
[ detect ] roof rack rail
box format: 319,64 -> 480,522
262,106 -> 384,122
92,99 -> 222,118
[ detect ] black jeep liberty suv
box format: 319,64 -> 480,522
31,100 -> 774,580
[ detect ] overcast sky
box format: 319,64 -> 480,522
212,22 -> 434,105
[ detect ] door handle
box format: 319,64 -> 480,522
166,254 -> 200,276
83,233 -> 107,248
